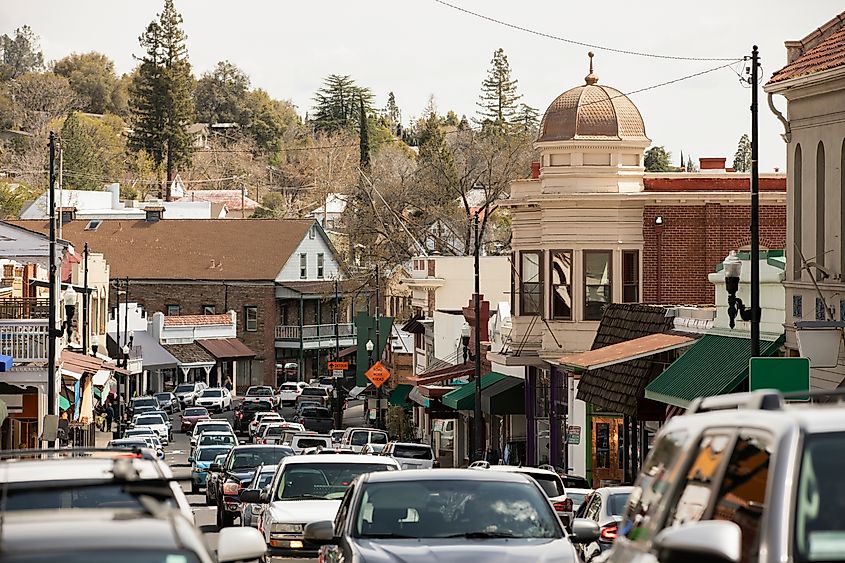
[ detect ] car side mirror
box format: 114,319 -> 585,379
303,520 -> 337,544
654,521 -> 741,563
209,463 -> 221,472
569,518 -> 600,544
239,489 -> 265,503
187,456 -> 194,463
217,527 -> 266,562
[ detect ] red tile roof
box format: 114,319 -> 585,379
164,314 -> 233,327
769,12 -> 845,84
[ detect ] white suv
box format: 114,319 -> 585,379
174,382 -> 207,407
196,387 -> 233,413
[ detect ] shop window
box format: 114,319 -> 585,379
519,251 -> 542,316
622,250 -> 640,303
550,250 -> 572,320
584,250 -> 612,320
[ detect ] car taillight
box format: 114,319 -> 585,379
600,524 -> 618,542
553,498 -> 573,513
223,481 -> 242,495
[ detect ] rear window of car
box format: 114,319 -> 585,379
248,388 -> 273,396
280,384 -> 299,391
201,390 -> 222,397
175,384 -> 195,393
393,445 -> 433,459
301,388 -> 327,396
2,484 -> 177,512
184,408 -> 207,417
607,492 -> 630,516
198,447 -> 230,461
296,437 -> 331,449
265,426 -> 284,437
200,434 -> 234,446
197,424 -> 231,434
132,398 -> 158,408
228,448 -> 292,470
302,407 -> 330,418
526,473 -> 565,498
136,416 -> 163,426
370,433 -> 388,445
154,393 -> 171,400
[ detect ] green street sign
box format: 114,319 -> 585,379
749,357 -> 810,401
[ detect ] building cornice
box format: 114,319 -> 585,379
505,191 -> 786,208
764,65 -> 845,100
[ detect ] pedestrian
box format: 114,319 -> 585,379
105,403 -> 114,432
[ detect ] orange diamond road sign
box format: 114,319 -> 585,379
328,361 -> 349,371
365,361 -> 391,388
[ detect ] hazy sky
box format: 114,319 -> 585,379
2,0 -> 842,170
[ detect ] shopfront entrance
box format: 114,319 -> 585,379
591,415 -> 623,487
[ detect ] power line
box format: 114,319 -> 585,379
431,0 -> 739,61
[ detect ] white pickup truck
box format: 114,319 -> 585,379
277,382 -> 307,406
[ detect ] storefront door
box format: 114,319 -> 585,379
591,416 -> 623,487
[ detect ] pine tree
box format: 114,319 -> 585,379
644,146 -> 672,172
129,0 -> 195,199
60,112 -> 99,190
312,74 -> 373,133
359,97 -> 370,171
476,48 -> 522,130
515,103 -> 540,132
733,134 -> 751,172
384,91 -> 400,134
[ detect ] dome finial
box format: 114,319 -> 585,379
585,51 -> 598,85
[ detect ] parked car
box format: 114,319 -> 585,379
381,441 -> 435,469
195,387 -> 233,413
296,386 -> 329,407
245,453 -> 400,558
205,453 -> 229,506
154,391 -> 180,413
249,412 -> 283,441
278,381 -> 307,406
190,445 -> 233,493
179,406 -> 210,433
304,468 -> 599,562
574,486 -> 634,562
296,405 -> 333,433
174,382 -> 207,407
289,433 -> 333,454
602,390 -> 845,563
243,385 -> 279,407
234,399 -> 275,435
340,427 -> 389,453
471,463 -> 574,528
210,445 -> 295,528
240,464 -> 278,528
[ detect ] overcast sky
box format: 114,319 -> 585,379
2,0 -> 842,170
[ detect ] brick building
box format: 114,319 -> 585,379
13,216 -> 360,386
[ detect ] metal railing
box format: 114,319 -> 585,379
0,298 -> 50,319
0,319 -> 49,361
275,323 -> 356,340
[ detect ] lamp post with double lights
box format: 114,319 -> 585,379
724,250 -> 761,357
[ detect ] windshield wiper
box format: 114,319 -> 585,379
361,533 -> 416,539
446,531 -> 519,539
281,494 -> 325,500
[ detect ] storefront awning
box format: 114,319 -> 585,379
559,333 -> 694,371
645,333 -> 785,408
388,384 -> 413,407
197,338 -> 256,360
481,376 -> 524,415
442,372 -> 507,411
59,395 -> 70,412
0,354 -> 12,372
408,387 -> 429,408
401,312 -> 426,334
109,331 -> 179,370
408,362 -> 474,386
161,343 -> 216,369
60,350 -> 129,381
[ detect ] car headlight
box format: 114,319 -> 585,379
272,523 -> 304,533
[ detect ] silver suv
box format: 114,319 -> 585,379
605,390 -> 845,563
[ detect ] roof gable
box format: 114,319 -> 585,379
768,11 -> 845,84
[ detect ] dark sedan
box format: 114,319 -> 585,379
233,399 -> 274,435
296,406 -> 333,433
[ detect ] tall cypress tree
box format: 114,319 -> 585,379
359,97 -> 370,171
476,48 -> 522,130
129,0 -> 194,199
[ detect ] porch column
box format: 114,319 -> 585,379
525,367 -> 536,465
549,366 -> 562,468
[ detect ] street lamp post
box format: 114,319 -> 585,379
365,339 -> 375,428
724,251 -> 752,330
62,286 -> 77,341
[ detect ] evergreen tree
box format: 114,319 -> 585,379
53,52 -> 121,114
312,74 -> 373,133
60,112 -> 126,190
194,60 -> 251,126
384,91 -> 400,134
644,146 -> 672,172
733,134 -> 751,172
129,0 -> 195,198
359,97 -> 370,171
515,103 -> 540,132
476,48 -> 522,129
687,155 -> 698,172
0,26 -> 44,81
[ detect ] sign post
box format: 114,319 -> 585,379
749,357 -> 810,400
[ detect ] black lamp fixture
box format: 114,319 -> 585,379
461,322 -> 471,363
724,251 -> 752,329
365,339 -> 374,364
91,334 -> 100,357
61,285 -> 77,340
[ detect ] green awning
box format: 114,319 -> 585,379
59,395 -> 71,412
645,333 -> 785,408
93,387 -> 102,400
388,384 -> 412,407
443,372 -> 507,411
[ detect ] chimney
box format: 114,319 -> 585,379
107,183 -> 121,209
144,206 -> 164,222
531,161 -> 540,179
58,207 -> 77,224
151,312 -> 164,341
699,157 -> 727,171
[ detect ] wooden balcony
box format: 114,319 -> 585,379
0,319 -> 49,362
275,323 -> 357,350
0,298 -> 50,319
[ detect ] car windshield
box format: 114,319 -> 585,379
2,484 -> 177,512
154,393 -> 171,401
275,463 -> 393,501
796,432 -> 845,562
201,390 -> 222,397
302,408 -> 330,418
296,438 -> 330,449
607,492 -> 629,516
524,473 -> 564,498
301,388 -> 325,396
248,388 -> 273,396
184,408 -> 208,417
354,479 -> 562,539
175,384 -> 194,393
199,434 -> 234,446
136,416 -> 163,426
3,550 -> 201,563
196,424 -> 231,435
197,447 -> 230,461
393,445 -> 433,460
228,448 -> 292,470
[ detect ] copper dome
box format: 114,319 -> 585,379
537,80 -> 647,143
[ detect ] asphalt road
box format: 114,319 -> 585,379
165,399 -> 367,563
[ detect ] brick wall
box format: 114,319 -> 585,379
113,281 -> 278,384
643,204 -> 786,305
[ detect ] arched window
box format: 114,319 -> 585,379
816,141 -> 826,267
793,144 -> 802,280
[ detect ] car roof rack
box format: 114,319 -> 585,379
686,391 -> 783,414
468,460 -> 490,469
784,388 -> 845,403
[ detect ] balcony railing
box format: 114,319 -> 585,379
0,319 -> 49,362
0,298 -> 50,319
275,323 -> 356,341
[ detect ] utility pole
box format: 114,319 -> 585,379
375,263 -> 382,431
82,243 -> 89,356
124,277 -> 130,398
473,214 -> 483,461
750,45 -> 761,357
47,132 -> 57,419
115,277 -> 122,437
333,277 -> 343,430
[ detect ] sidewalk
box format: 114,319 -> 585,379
95,429 -> 114,447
